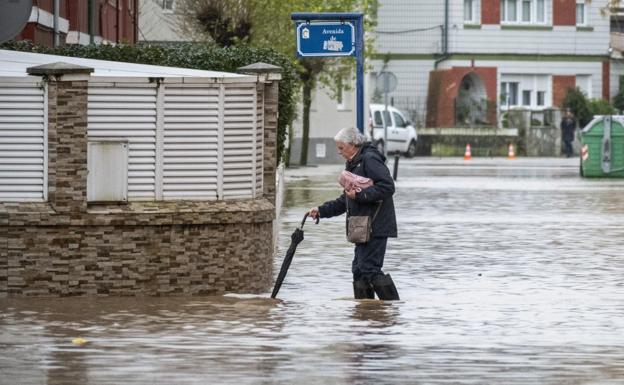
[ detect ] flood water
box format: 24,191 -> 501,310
2,157 -> 624,385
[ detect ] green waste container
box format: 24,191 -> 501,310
580,115 -> 624,178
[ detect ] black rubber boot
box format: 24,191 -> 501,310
372,274 -> 400,300
353,280 -> 375,299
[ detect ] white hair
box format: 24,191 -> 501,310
334,127 -> 367,146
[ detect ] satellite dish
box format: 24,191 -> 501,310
0,0 -> 33,44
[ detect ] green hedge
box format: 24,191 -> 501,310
1,41 -> 298,165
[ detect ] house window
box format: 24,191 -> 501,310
464,0 -> 475,23
576,1 -> 586,26
537,91 -> 546,106
522,0 -> 531,22
522,90 -> 531,106
611,15 -> 624,33
501,0 -> 517,22
501,0 -> 547,24
501,82 -> 519,106
537,0 -> 545,22
162,0 -> 175,11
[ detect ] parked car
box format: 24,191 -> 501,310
368,104 -> 418,157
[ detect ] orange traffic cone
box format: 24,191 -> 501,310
464,144 -> 472,160
507,143 -> 516,160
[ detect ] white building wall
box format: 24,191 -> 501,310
450,26 -> 609,56
441,59 -> 604,101
375,0 -> 445,55
371,59 -> 436,127
138,0 -> 187,42
448,0 -> 609,55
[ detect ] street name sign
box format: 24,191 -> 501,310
296,22 -> 355,57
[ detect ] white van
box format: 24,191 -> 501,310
368,104 -> 418,157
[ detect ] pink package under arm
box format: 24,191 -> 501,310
338,170 -> 373,192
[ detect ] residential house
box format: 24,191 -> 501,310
138,0 -> 188,42
13,0 -> 138,46
291,0 -> 622,163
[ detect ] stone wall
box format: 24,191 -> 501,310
0,62 -> 281,297
0,201 -> 274,296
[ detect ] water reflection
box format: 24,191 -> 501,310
2,158 -> 624,384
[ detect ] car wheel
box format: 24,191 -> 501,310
376,140 -> 385,155
405,140 -> 417,158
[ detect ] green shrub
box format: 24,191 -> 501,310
1,40 -> 298,165
588,98 -> 616,117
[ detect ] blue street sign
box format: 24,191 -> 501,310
296,22 -> 355,57
291,13 -> 364,132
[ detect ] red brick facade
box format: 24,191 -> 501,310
552,75 -> 576,107
481,0 -> 501,24
14,0 -> 138,46
426,66 -> 498,128
553,0 -> 576,26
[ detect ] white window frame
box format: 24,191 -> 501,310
576,0 -> 587,26
464,0 -> 477,23
522,90 -> 532,106
536,90 -> 546,106
501,0 -> 549,25
536,0 -> 546,23
501,75 -> 552,110
501,81 -> 519,107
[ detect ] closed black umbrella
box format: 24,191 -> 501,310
271,213 -> 318,299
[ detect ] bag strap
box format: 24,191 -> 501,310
346,197 -> 382,222
371,201 -> 382,222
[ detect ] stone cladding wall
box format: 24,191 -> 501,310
0,64 -> 280,297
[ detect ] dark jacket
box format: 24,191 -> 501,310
561,116 -> 576,142
318,143 -> 398,238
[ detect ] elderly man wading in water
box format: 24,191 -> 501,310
308,127 -> 400,300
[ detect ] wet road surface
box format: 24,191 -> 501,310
2,157 -> 624,384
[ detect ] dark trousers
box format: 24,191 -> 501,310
352,237 -> 387,283
563,139 -> 573,157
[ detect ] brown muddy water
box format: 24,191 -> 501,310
1,157 -> 624,385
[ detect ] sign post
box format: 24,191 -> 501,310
291,12 -> 365,133
375,72 -> 397,159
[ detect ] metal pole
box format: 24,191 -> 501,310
88,0 -> 95,44
116,0 -> 121,43
355,15 -> 364,133
53,0 -> 60,47
444,0 -> 449,54
383,91 -> 388,159
393,154 -> 399,181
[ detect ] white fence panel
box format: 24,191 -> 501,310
88,83 -> 157,200
0,81 -> 46,202
2,78 -> 263,203
163,85 -> 220,200
222,84 -> 257,199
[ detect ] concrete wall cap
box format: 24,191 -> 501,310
237,62 -> 282,74
27,62 -> 95,76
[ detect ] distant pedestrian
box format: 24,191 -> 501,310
561,108 -> 577,158
308,127 -> 400,300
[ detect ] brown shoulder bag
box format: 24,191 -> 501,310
346,200 -> 382,244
